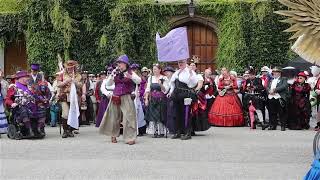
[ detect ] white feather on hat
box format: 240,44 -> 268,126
310,66 -> 320,77
230,70 -> 237,77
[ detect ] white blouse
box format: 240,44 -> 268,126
101,79 -> 115,97
145,75 -> 169,93
169,67 -> 199,94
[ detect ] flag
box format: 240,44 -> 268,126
156,27 -> 190,62
67,82 -> 80,129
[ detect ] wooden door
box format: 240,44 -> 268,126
187,22 -> 218,72
170,22 -> 218,72
4,39 -> 27,76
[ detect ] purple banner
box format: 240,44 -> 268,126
156,27 -> 190,62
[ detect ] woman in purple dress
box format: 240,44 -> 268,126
95,67 -> 114,127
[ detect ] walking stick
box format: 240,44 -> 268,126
184,98 -> 193,129
58,104 -> 61,135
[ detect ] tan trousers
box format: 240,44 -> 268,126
61,102 -> 70,120
99,94 -> 137,142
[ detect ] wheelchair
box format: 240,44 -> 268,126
7,108 -> 46,140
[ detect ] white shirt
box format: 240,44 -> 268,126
145,75 -> 169,93
196,74 -> 204,81
101,79 -> 115,97
169,67 -> 198,94
32,74 -> 37,82
307,76 -> 317,89
268,77 -> 281,99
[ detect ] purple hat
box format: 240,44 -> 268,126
106,66 -> 113,73
130,63 -> 140,69
30,63 -> 40,71
116,55 -> 130,65
163,66 -> 175,73
15,70 -> 30,79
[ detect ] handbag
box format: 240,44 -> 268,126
111,95 -> 121,106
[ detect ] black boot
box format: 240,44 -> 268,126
252,122 -> 256,129
268,125 -> 276,130
261,122 -> 268,130
67,128 -> 74,137
281,126 -> 286,131
171,132 -> 181,139
37,127 -> 45,137
181,133 -> 192,140
62,131 -> 68,138
27,128 -> 35,138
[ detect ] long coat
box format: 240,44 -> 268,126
267,76 -> 289,102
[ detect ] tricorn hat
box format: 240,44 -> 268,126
64,60 -> 78,68
141,67 -> 149,72
163,66 -> 175,73
272,66 -> 282,72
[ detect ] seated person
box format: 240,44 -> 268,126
5,71 -> 36,138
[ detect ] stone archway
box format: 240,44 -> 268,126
170,15 -> 219,72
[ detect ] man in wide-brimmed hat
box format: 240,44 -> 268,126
80,70 -> 94,126
5,71 -> 36,138
58,60 -> 86,138
267,66 -> 289,131
99,54 -> 141,145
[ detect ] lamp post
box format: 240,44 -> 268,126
188,0 -> 195,18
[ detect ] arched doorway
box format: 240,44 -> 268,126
4,39 -> 27,76
170,16 -> 218,72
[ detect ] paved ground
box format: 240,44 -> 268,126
0,125 -> 316,180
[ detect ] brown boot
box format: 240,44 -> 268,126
111,137 -> 117,143
126,141 -> 135,145
61,119 -> 68,138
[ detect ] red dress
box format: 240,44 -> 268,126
208,76 -> 244,126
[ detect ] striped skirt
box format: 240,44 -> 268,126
0,103 -> 8,134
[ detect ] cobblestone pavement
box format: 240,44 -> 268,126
0,125 -> 316,180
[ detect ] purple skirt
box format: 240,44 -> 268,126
96,96 -> 109,127
166,99 -> 176,134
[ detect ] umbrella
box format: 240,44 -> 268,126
304,157 -> 320,180
275,0 -> 320,65
304,131 -> 320,180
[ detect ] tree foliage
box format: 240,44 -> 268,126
0,0 -> 292,75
